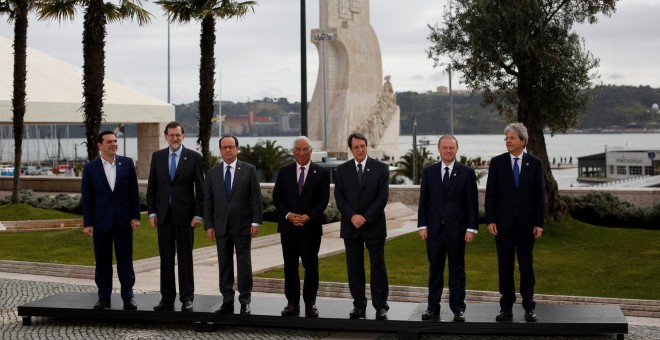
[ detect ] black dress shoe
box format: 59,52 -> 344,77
496,309 -> 513,321
281,304 -> 300,316
349,307 -> 366,319
375,307 -> 388,320
421,309 -> 438,320
215,302 -> 234,314
181,300 -> 193,312
453,311 -> 466,322
93,299 -> 111,310
153,301 -> 174,311
525,309 -> 537,322
240,303 -> 251,315
123,299 -> 137,310
305,305 -> 319,318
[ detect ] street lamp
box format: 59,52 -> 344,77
438,63 -> 454,134
412,118 -> 418,185
314,31 -> 335,151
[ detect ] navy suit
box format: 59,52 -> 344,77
81,155 -> 141,301
418,161 -> 478,314
147,146 -> 204,304
485,152 -> 545,311
334,157 -> 389,310
204,160 -> 263,305
272,162 -> 330,307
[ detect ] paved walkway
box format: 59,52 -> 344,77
1,203 -> 659,338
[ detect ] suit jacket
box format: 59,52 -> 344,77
334,156 -> 389,240
272,162 -> 330,237
204,160 -> 263,237
485,152 -> 545,235
81,155 -> 141,232
418,161 -> 478,241
146,146 -> 204,226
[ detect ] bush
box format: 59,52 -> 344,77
563,192 -> 659,230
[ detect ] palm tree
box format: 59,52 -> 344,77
156,0 -> 256,173
38,0 -> 151,161
394,146 -> 434,184
254,139 -> 291,182
1,0 -> 32,203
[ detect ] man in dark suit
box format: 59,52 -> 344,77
147,121 -> 204,312
418,134 -> 478,322
204,135 -> 263,316
485,122 -> 545,323
334,132 -> 390,320
273,136 -> 330,318
81,131 -> 141,311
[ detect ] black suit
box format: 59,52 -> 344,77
272,162 -> 330,307
418,161 -> 478,314
485,152 -> 545,311
146,146 -> 204,304
204,160 -> 263,305
334,157 -> 389,310
81,155 -> 141,301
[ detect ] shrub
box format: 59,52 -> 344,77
563,192 -> 659,230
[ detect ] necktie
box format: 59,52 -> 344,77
298,166 -> 305,195
357,163 -> 363,185
170,153 -> 177,181
224,165 -> 232,196
443,166 -> 450,189
513,157 -> 520,188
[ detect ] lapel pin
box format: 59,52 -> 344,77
526,163 -> 529,166
367,168 -> 371,172
453,173 -> 457,177
118,162 -> 122,166
184,157 -> 188,160
313,170 -> 317,173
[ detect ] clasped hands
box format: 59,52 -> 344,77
288,213 -> 311,227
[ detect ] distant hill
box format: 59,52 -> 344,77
17,85 -> 660,139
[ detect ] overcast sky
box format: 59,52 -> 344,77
1,0 -> 658,104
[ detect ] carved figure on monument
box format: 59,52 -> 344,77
309,0 -> 400,159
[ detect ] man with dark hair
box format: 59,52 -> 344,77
418,134 -> 478,322
273,136 -> 330,318
334,132 -> 390,320
486,122 -> 545,322
147,121 -> 205,312
205,135 -> 263,315
82,131 -> 141,310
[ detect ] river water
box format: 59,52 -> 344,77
2,133 -> 659,188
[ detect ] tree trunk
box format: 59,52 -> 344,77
10,3 -> 29,204
526,128 -> 569,220
517,73 -> 568,220
83,0 -> 107,161
197,15 -> 216,174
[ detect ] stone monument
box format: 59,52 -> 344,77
309,0 -> 400,161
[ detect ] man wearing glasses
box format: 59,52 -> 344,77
334,132 -> 390,320
485,122 -> 545,323
204,135 -> 263,316
272,136 -> 330,318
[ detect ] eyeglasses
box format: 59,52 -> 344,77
351,145 -> 367,151
220,145 -> 236,150
294,148 -> 311,153
504,136 -> 520,141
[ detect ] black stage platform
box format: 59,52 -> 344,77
18,293 -> 628,339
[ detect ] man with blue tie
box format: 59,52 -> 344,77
273,136 -> 330,318
81,131 -> 141,311
485,122 -> 545,322
418,134 -> 478,322
147,121 -> 204,312
204,135 -> 263,315
334,132 -> 390,320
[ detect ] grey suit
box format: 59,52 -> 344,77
204,160 -> 263,304
146,145 -> 204,304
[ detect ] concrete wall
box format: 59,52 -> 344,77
2,178 -> 658,208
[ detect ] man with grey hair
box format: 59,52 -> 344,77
485,122 -> 545,322
273,136 -> 330,317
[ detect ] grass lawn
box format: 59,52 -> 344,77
0,204 -> 277,266
257,218 -> 660,300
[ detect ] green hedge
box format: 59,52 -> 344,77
563,191 -> 660,230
